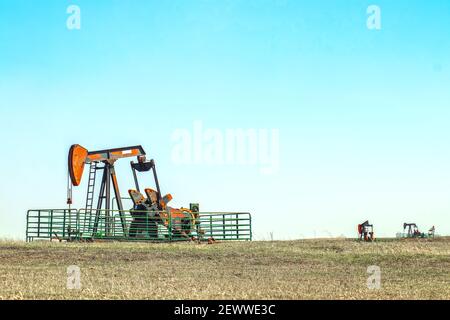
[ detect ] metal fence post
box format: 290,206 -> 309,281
146,212 -> 149,240
223,214 -> 226,239
37,210 -> 41,238
63,210 -> 66,238
77,209 -> 80,240
49,210 -> 54,238
249,213 -> 252,241
235,213 -> 239,240
26,210 -> 29,242
168,209 -> 172,241
210,215 -> 213,238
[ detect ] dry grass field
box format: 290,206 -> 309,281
0,237 -> 449,300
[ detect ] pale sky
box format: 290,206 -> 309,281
1,0 -> 449,240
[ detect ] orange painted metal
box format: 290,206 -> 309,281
144,188 -> 158,205
69,145 -> 145,186
86,147 -> 144,162
68,144 -> 88,186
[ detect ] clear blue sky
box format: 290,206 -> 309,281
1,0 -> 449,239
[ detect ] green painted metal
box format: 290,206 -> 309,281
26,209 -> 79,242
26,209 -> 252,242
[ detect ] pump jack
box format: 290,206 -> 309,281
128,155 -> 200,239
68,144 -> 146,236
67,144 -> 200,239
25,144 -> 252,242
357,220 -> 374,242
403,223 -> 425,238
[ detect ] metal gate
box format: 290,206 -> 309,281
26,209 -> 252,242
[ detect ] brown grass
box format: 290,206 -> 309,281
0,237 -> 449,300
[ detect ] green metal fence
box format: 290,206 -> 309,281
26,209 -> 252,242
26,209 -> 79,242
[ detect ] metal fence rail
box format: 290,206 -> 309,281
26,209 -> 79,242
26,209 -> 252,242
198,213 -> 252,240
